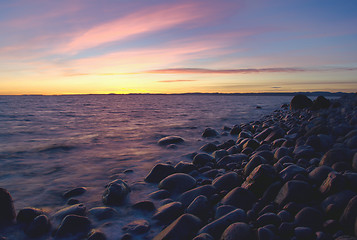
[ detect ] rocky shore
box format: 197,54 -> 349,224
1,94 -> 357,240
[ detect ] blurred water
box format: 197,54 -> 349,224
0,94 -> 292,239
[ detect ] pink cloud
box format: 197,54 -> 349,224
157,80 -> 198,83
61,2 -> 217,53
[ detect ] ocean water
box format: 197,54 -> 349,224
0,94 -> 292,239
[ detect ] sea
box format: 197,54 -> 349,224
0,94 -> 294,239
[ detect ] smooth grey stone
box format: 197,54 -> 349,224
274,147 -> 291,160
339,195 -> 357,235
193,153 -> 215,167
220,222 -> 254,240
153,201 -> 183,223
63,187 -> 86,199
308,166 -> 334,187
293,145 -> 315,160
320,148 -> 353,167
55,214 -> 91,239
193,233 -> 214,240
88,230 -> 107,240
321,190 -> 356,216
53,203 -> 86,220
186,195 -> 210,220
145,164 -> 175,183
215,205 -> 237,219
158,136 -> 184,146
212,172 -> 243,192
279,165 -> 307,182
221,187 -> 257,211
212,150 -> 229,160
202,128 -> 219,138
102,179 -> 130,205
132,200 -> 156,212
0,188 -> 16,224
149,189 -> 171,200
153,214 -> 202,240
320,172 -> 347,195
244,155 -> 267,177
175,161 -> 196,173
178,185 -> 216,207
275,180 -> 315,207
256,213 -> 281,227
159,173 -> 196,193
88,207 -> 118,220
251,150 -> 274,163
200,143 -> 217,153
294,226 -> 315,240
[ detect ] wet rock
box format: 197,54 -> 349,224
132,200 -> 156,212
193,233 -> 214,240
244,155 -> 267,177
198,209 -> 248,239
243,139 -> 260,150
193,153 -> 215,167
153,201 -> 183,223
25,214 -> 50,237
275,180 -> 316,207
274,147 -> 291,160
321,190 -> 356,217
255,128 -> 273,141
238,131 -> 252,139
294,226 -> 315,240
279,222 -> 296,238
200,143 -> 217,153
242,164 -> 278,198
278,210 -> 293,222
320,148 -> 353,167
217,154 -> 248,168
179,185 -> 216,207
311,96 -> 331,110
220,222 -> 254,240
88,207 -> 118,221
256,213 -> 281,227
0,188 -> 16,224
202,128 -> 219,138
215,205 -> 237,219
153,214 -> 202,240
159,173 -> 196,193
186,195 -> 210,219
55,214 -> 91,239
279,165 -> 307,182
264,128 -> 285,143
212,172 -> 243,192
290,94 -> 313,110
352,153 -> 357,171
293,145 -> 315,159
175,161 -> 196,173
261,181 -> 283,203
295,207 -> 324,230
102,179 -> 130,205
251,150 -> 274,163
339,195 -> 357,234
88,230 -> 107,240
257,227 -> 277,240
149,189 -> 171,200
145,164 -> 176,183
67,198 -> 80,205
221,187 -> 257,211
54,203 -> 86,220
63,187 -> 87,199
158,136 -> 184,146
320,172 -> 347,195
212,149 -> 228,160
16,207 -> 43,225
308,166 -> 334,187
122,219 -> 150,234
230,125 -> 242,135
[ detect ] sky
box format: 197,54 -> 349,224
0,0 -> 357,94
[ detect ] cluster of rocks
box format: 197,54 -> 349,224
0,94 -> 356,240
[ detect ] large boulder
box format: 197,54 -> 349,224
275,180 -> 316,207
295,207 -> 324,230
220,222 -> 254,240
53,204 -> 86,220
290,94 -> 313,110
186,195 -> 210,220
102,179 -> 130,205
212,172 -> 243,192
54,214 -> 91,239
16,207 -> 44,225
320,148 -> 353,167
159,173 -> 196,193
339,195 -> 357,234
153,214 -> 202,240
153,202 -> 183,223
311,96 -> 331,110
202,128 -> 219,138
0,188 -> 16,225
221,187 -> 257,211
158,136 -> 184,146
179,185 -> 216,207
25,214 -> 51,238
145,164 -> 175,183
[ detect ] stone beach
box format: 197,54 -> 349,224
1,93 -> 357,240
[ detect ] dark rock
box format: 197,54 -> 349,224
121,233 -> 133,240
272,138 -> 287,149
198,209 -> 247,239
278,210 -> 293,222
145,164 -> 176,183
241,147 -> 253,155
186,195 -> 210,219
227,145 -> 242,154
320,172 -> 347,195
153,214 -> 202,240
320,148 -> 353,167
311,96 -> 331,110
88,207 -> 118,221
238,131 -> 252,139
149,189 -> 171,200
257,227 -> 277,240
178,185 -> 216,207
275,180 -> 316,207
308,166 -> 335,187
290,94 -> 313,110
243,139 -> 260,150
244,155 -> 267,177
53,203 -> 86,220
346,135 -> 357,149
202,169 -> 218,178
251,150 -> 274,163
213,149 -> 229,160
200,143 -> 217,153
344,172 -> 357,192
122,219 -> 150,234
332,162 -> 350,172
295,207 -> 324,230
279,165 -> 307,182
158,136 -> 184,145
264,128 -> 285,143
88,230 -> 107,240
323,219 -> 340,235
159,173 -> 196,193
220,222 -> 254,240
67,198 -> 80,205
274,147 -> 291,160
221,187 -> 257,211
0,188 -> 16,224
279,222 -> 296,238
353,153 -> 357,172
212,172 -> 243,192
256,213 -> 281,227
217,154 -> 248,168
63,187 -> 87,199
321,190 -> 356,217
132,200 -> 156,212
193,233 -> 214,240
153,202 -> 183,223
261,181 -> 283,203
25,214 -> 50,237
193,153 -> 215,167
293,145 -> 316,159
294,226 -> 315,240
175,161 -> 196,173
230,125 -> 242,135
242,164 -> 278,198
255,128 -> 274,141
102,179 -> 130,205
215,205 -> 237,219
16,207 -> 43,225
316,231 -> 334,240
202,128 -> 219,138
339,195 -> 357,234
55,214 -> 91,239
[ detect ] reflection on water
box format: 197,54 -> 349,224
0,94 -> 291,239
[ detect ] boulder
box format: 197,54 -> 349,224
179,185 -> 216,207
321,190 -> 356,217
295,207 -> 324,230
122,219 -> 150,234
25,214 -> 51,238
290,94 -> 313,110
220,222 -> 254,240
158,136 -> 184,146
215,205 -> 238,219
308,166 -> 334,187
159,173 -> 196,193
88,230 -> 107,240
193,153 -> 215,167
311,96 -> 331,110
274,147 -> 291,160
320,148 -> 353,167
256,213 -> 282,227
153,214 -> 202,240
63,187 -> 87,199
132,200 -> 156,212
186,195 -> 210,220
175,161 -> 196,174
55,214 -> 91,239
221,187 -> 257,211
279,165 -> 307,182
202,128 -> 219,138
193,233 -> 214,240
217,154 -> 248,168
319,172 -> 347,196
0,188 -> 16,224
16,207 -> 44,225
153,201 -> 183,223
88,207 -> 118,220
200,143 -> 217,153
339,195 -> 357,234
102,180 -> 130,205
293,145 -> 315,159
275,180 -> 316,207
244,155 -> 267,177
145,164 -> 175,183
212,172 -> 243,192
53,203 -> 86,220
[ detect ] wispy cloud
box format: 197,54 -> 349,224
61,2 -> 216,54
144,67 -> 357,74
157,80 -> 198,83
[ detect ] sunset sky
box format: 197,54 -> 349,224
1,0 -> 357,94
